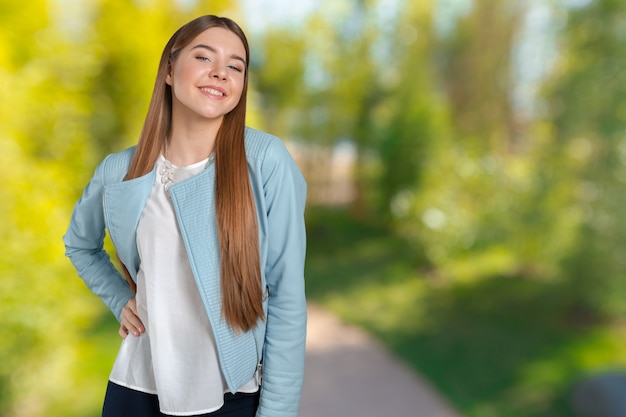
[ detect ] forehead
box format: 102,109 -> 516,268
185,27 -> 246,57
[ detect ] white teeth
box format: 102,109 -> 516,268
201,87 -> 224,97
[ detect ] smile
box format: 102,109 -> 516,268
200,87 -> 225,97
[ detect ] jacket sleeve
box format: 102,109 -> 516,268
63,155 -> 134,322
257,138 -> 308,417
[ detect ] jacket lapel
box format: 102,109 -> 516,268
168,166 -> 221,313
103,170 -> 155,280
169,165 -> 258,388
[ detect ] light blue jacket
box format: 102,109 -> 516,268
63,128 -> 307,417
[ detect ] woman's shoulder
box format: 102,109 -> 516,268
97,146 -> 137,184
244,127 -> 291,162
244,127 -> 305,188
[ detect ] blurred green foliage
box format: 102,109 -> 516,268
2,0 -> 626,416
546,0 -> 626,318
0,1 -> 237,415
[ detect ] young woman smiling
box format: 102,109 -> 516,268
64,15 -> 307,417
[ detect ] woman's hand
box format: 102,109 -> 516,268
119,298 -> 145,338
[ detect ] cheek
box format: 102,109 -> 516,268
233,77 -> 246,97
168,63 -> 195,87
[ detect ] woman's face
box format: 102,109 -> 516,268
166,27 -> 246,124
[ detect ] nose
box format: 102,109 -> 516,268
210,63 -> 227,80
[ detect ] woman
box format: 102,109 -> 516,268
63,15 -> 307,417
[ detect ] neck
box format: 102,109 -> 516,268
165,122 -> 221,166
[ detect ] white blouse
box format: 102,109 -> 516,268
109,154 -> 258,416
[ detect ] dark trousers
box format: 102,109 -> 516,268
102,381 -> 260,417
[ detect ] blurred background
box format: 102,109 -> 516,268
2,0 -> 626,416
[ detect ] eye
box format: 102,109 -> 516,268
228,65 -> 243,73
196,56 -> 211,62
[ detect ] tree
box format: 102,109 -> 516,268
543,0 -> 626,317
439,0 -> 523,152
384,0 -> 584,280
250,28 -> 306,137
376,0 -> 448,218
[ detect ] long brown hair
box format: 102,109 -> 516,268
124,15 -> 263,332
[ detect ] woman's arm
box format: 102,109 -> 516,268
63,155 -> 135,322
257,138 -> 308,417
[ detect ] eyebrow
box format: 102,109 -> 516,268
191,44 -> 247,66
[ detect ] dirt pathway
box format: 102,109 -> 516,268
299,304 -> 464,417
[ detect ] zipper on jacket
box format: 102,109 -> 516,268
253,285 -> 269,386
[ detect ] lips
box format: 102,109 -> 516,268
200,86 -> 226,97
